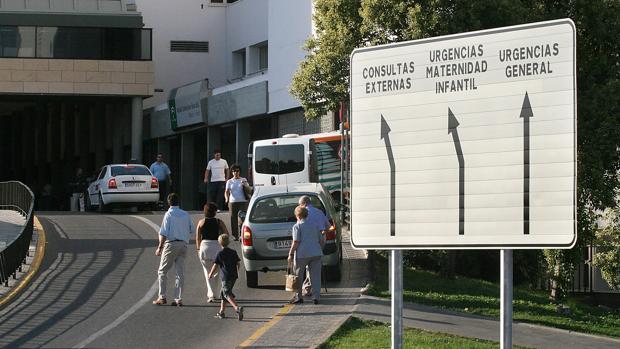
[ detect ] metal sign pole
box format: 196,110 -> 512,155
391,249 -> 403,349
500,249 -> 513,349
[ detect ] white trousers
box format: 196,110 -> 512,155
199,240 -> 221,299
157,241 -> 187,301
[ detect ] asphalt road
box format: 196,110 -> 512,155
0,211 -> 296,349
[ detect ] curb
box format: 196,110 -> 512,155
0,216 -> 46,308
237,304 -> 295,348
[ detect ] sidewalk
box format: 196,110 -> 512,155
353,295 -> 620,349
240,230 -> 369,349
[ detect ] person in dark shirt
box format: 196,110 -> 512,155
196,202 -> 229,303
208,234 -> 244,320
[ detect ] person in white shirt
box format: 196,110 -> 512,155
153,193 -> 194,307
225,164 -> 251,240
204,150 -> 229,211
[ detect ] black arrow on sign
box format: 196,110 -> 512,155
381,114 -> 396,236
520,92 -> 533,235
448,108 -> 465,235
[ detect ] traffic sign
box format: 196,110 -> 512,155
350,19 -> 576,249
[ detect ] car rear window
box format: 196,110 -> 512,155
111,166 -> 151,176
254,144 -> 304,175
250,194 -> 326,224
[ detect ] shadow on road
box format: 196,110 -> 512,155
0,215 -> 151,348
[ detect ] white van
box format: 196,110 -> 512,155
249,131 -> 344,201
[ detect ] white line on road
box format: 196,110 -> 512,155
47,219 -> 68,239
73,215 -> 160,349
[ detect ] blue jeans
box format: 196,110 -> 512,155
208,181 -> 226,210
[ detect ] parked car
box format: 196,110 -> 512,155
85,164 -> 160,212
240,183 -> 342,288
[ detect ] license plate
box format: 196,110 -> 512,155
124,182 -> 140,187
274,240 -> 291,249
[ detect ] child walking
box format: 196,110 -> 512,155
208,233 -> 244,320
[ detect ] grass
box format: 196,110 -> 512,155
367,256 -> 620,338
318,317 -> 532,349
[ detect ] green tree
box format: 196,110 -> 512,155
291,0 -> 620,297
594,209 -> 620,290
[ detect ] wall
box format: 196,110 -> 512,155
225,0 -> 268,78
0,58 -> 153,96
267,0 -> 312,113
137,0 -> 227,109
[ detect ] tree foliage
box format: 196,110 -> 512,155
594,209 -> 620,290
291,0 -> 620,296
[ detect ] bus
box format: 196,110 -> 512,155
248,131 -> 346,202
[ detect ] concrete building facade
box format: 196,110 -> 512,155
0,0 -> 153,209
139,0 -> 337,208
0,0 -> 337,210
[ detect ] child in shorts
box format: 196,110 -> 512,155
208,233 -> 244,320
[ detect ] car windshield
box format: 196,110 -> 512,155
250,194 -> 326,224
111,166 -> 151,176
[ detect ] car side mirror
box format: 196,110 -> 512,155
238,210 -> 247,221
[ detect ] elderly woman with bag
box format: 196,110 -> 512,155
196,202 -> 229,303
287,205 -> 325,305
225,164 -> 251,241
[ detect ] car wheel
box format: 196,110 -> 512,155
98,193 -> 108,213
325,261 -> 342,282
246,270 -> 258,288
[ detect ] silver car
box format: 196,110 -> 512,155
240,183 -> 342,288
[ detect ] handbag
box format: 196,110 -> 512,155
243,181 -> 253,201
285,260 -> 299,292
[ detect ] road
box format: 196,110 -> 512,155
0,211 -> 301,348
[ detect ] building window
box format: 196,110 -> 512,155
232,48 -> 246,79
248,41 -> 268,74
259,44 -> 268,70
170,41 -> 209,52
209,0 -> 237,5
1,25 -> 152,60
0,26 -> 35,57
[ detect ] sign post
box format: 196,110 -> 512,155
391,250 -> 403,349
500,249 -> 513,348
349,19 -> 577,349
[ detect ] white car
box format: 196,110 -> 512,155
86,164 -> 160,212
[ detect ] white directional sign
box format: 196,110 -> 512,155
350,19 -> 576,249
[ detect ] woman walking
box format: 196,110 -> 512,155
196,202 -> 229,303
287,206 -> 325,305
225,164 -> 250,240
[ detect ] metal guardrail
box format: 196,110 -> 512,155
0,181 -> 35,287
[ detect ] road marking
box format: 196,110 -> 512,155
47,218 -> 68,239
73,215 -> 160,349
237,304 -> 294,348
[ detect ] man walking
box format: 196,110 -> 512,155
153,193 -> 194,307
150,153 -> 172,206
204,149 -> 229,211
